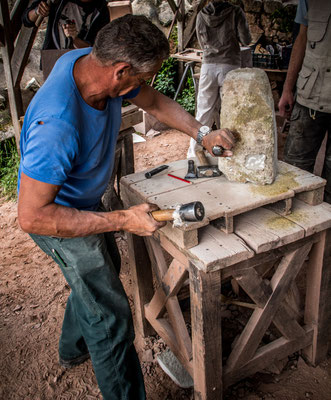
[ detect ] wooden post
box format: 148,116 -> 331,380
189,264 -> 223,400
0,0 -> 23,149
303,229 -> 331,364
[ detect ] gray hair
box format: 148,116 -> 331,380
92,14 -> 170,74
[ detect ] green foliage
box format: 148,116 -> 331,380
154,57 -> 178,98
0,137 -> 19,200
271,7 -> 296,33
177,76 -> 196,115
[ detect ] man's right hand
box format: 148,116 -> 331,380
278,89 -> 294,118
121,203 -> 166,236
36,1 -> 50,18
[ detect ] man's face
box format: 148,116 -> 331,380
115,59 -> 163,97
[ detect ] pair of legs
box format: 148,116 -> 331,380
284,102 -> 331,203
30,231 -> 145,400
187,62 -> 239,158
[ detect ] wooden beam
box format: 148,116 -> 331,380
12,25 -> 38,88
0,23 -> 4,46
10,0 -> 29,41
167,0 -> 182,21
0,0 -> 23,149
226,243 -> 312,372
190,265 -> 223,399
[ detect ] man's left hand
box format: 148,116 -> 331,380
202,128 -> 236,157
63,21 -> 78,39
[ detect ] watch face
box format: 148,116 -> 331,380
200,126 -> 210,134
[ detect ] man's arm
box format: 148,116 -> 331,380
18,173 -> 164,237
131,84 -> 235,156
26,0 -> 50,25
278,24 -> 307,117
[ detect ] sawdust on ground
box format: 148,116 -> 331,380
1,129 -> 331,400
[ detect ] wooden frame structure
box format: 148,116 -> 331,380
121,158 -> 331,399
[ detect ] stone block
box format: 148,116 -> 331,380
219,68 -> 277,185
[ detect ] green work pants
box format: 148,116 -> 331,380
29,232 -> 146,400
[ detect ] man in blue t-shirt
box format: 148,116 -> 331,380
17,14 -> 235,399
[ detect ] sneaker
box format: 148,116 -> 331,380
59,353 -> 90,368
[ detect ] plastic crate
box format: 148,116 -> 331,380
252,52 -> 281,69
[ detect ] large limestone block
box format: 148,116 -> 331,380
218,68 -> 277,185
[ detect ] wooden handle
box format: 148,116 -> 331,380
151,209 -> 174,221
35,0 -> 51,27
195,149 -> 209,166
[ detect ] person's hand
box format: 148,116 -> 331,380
35,1 -> 50,17
202,128 -> 236,157
278,89 -> 294,118
62,21 -> 78,39
121,203 -> 166,236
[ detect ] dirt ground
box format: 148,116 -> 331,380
1,128 -> 331,400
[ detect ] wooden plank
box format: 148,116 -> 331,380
273,302 -> 306,340
264,197 -> 292,216
10,0 -> 29,41
145,258 -> 188,317
235,207 -> 304,253
222,234 -> 320,280
224,327 -> 314,388
125,233 -> 155,337
303,229 -> 331,365
0,0 -> 23,147
166,296 -> 192,362
233,267 -> 306,339
159,222 -> 198,249
11,25 -> 38,88
232,268 -> 272,308
188,225 -> 254,272
159,233 -> 190,269
120,109 -> 143,131
0,23 -> 4,46
282,199 -> 331,237
226,243 -> 312,371
144,311 -> 193,375
296,186 -> 324,205
189,265 -> 223,399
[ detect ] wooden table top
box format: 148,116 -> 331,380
121,159 -> 331,272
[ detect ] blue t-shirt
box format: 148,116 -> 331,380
295,0 -> 308,26
18,48 -> 140,210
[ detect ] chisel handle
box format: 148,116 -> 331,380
151,209 -> 174,221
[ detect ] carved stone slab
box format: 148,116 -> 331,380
219,68 -> 277,185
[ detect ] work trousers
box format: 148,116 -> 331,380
30,232 -> 146,400
284,102 -> 331,203
187,62 -> 239,158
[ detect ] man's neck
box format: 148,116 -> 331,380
73,54 -> 109,110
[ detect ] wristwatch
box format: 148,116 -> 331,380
196,125 -> 211,146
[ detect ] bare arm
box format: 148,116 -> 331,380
131,84 -> 235,156
278,24 -> 307,117
18,173 -> 164,237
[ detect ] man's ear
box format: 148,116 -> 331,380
114,62 -> 131,80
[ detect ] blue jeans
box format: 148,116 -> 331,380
30,232 -> 146,400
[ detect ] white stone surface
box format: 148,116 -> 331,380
218,67 -> 277,185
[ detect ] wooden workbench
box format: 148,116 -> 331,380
120,159 -> 331,399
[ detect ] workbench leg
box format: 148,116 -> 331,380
303,229 -> 331,365
189,265 -> 223,400
126,233 -> 155,337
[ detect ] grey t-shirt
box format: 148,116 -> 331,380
295,0 -> 308,26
